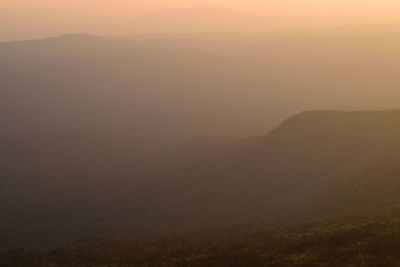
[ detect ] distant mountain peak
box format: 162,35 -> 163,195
153,6 -> 245,15
129,6 -> 265,34
40,33 -> 106,43
54,33 -> 102,39
1,33 -> 106,46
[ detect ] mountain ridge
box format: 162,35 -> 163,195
3,109 -> 400,248
129,6 -> 267,34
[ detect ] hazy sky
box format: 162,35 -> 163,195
1,0 -> 400,41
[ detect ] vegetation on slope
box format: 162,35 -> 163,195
2,208 -> 400,266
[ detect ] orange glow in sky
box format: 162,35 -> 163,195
1,0 -> 400,41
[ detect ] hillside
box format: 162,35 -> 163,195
3,109 -> 400,249
138,109 -> 400,222
5,1 -> 400,265
3,209 -> 400,266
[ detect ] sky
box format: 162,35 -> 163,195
1,0 -> 400,41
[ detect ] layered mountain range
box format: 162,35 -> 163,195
2,31 -> 400,249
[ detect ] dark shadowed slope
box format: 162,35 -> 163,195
4,209 -> 400,266
132,110 -> 400,225
3,109 -> 400,248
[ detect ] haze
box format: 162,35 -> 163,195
3,0 -> 400,265
2,0 -> 400,41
